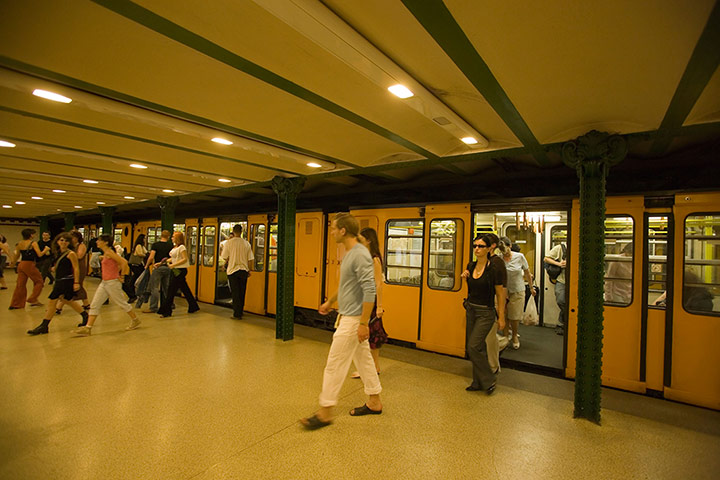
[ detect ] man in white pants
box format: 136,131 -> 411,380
301,213 -> 382,430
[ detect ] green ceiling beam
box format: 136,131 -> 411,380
402,0 -> 550,166
650,1 -> 720,156
0,55 -> 356,168
91,0 -> 439,161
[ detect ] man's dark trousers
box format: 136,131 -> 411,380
228,270 -> 249,318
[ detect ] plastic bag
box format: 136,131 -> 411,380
522,296 -> 539,326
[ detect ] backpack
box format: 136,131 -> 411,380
544,243 -> 566,284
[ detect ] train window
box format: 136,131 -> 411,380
147,227 -> 160,246
173,224 -> 186,235
113,228 -> 123,250
187,226 -> 198,266
550,225 -> 567,249
683,214 -> 720,315
428,219 -> 459,290
268,224 -> 278,272
603,216 -> 634,306
648,217 -> 668,308
202,226 -> 216,267
251,224 -> 265,272
385,219 -> 423,286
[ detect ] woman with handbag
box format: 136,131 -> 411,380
499,237 -> 536,350
156,232 -> 199,317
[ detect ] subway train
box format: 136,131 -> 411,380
73,191 -> 720,411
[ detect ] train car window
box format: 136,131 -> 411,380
202,226 -> 216,267
683,214 -> 720,315
603,216 -> 634,306
550,225 -> 567,249
428,219 -> 458,290
385,219 -> 423,286
648,217 -> 668,308
251,224 -> 265,272
268,224 -> 278,272
147,227 -> 160,246
188,226 -> 198,266
113,228 -> 123,250
173,224 -> 186,235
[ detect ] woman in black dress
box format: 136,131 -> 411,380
27,233 -> 88,335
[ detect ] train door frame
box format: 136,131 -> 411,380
245,214 -> 269,316
294,211 -> 325,310
185,219 -> 200,297
197,218 -> 218,303
266,216 -> 278,315
215,217 -> 248,307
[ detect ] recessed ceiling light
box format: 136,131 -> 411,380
96,201 -> 105,205
32,89 -> 72,103
124,196 -> 135,200
211,137 -> 233,145
307,162 -> 322,168
162,189 -> 175,193
15,201 -> 26,205
2,205 -> 11,209
461,137 -> 478,145
31,196 -> 43,200
83,179 -> 99,184
0,140 -> 16,148
129,163 -> 148,169
57,209 -> 62,212
218,178 -> 231,183
388,84 -> 413,99
74,205 -> 82,209
53,189 -> 66,193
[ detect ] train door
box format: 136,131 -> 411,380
323,214 -> 344,308
541,222 -> 568,328
266,221 -> 278,315
185,219 -> 199,296
417,204 -> 470,356
295,212 -> 325,309
665,193 -> 720,409
245,215 -> 268,315
216,219 -> 247,307
197,218 -> 218,303
114,223 -> 132,256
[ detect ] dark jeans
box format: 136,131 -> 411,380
228,270 -> 249,318
465,303 -> 497,390
158,269 -> 198,316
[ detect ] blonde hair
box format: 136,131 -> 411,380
333,212 -> 359,237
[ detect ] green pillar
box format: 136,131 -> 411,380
158,196 -> 179,233
271,176 -> 306,341
99,206 -> 115,235
562,131 -> 627,424
64,212 -> 76,232
38,216 -> 50,236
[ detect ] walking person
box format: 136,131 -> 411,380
71,235 -> 140,336
156,232 -> 199,317
301,213 -> 382,430
0,234 -> 11,290
463,234 -> 506,394
138,230 -> 173,313
221,224 -> 253,319
499,237 -> 535,350
350,227 -> 388,378
544,242 -> 567,335
57,230 -> 91,319
128,234 -> 148,286
36,231 -> 55,285
9,228 -> 49,310
27,233 -> 89,335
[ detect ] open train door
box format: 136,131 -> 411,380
245,214 -> 268,315
417,204 -> 471,356
185,219 -> 199,297
666,193 -> 720,409
197,218 -> 218,303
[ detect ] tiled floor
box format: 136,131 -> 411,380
1,274 -> 719,479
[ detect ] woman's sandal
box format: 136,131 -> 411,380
349,404 -> 382,416
300,414 -> 332,430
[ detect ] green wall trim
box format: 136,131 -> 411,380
650,2 -> 720,155
90,0 -> 439,161
0,55 -> 356,168
401,0 -> 549,166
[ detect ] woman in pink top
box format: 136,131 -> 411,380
71,235 -> 140,336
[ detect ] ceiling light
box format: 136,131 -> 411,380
3,205 -> 12,208
53,189 -> 66,193
129,163 -> 148,169
218,178 -> 231,183
83,179 -> 99,184
307,162 -> 322,168
388,84 -> 413,98
15,201 -> 26,205
162,189 -> 175,193
124,196 -> 135,200
211,137 -> 233,145
0,140 -> 16,147
461,137 -> 478,145
32,89 -> 72,103
31,196 -> 43,200
96,201 -> 105,205
74,205 -> 82,209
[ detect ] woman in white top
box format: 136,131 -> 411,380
157,231 -> 199,317
499,237 -> 535,350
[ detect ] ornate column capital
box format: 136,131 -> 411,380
271,176 -> 306,197
562,130 -> 627,178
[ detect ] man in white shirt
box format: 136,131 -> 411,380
221,224 -> 254,319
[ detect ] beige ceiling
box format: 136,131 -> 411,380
0,0 -> 717,218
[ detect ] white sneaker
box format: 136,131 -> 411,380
72,326 -> 91,336
126,318 -> 141,331
512,339 -> 520,350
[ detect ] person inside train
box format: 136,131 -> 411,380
350,227 -> 388,379
27,233 -> 89,335
138,230 -> 173,313
604,242 -> 633,304
544,242 -> 567,335
221,224 -> 253,319
500,236 -> 535,350
9,228 -> 49,310
0,234 -> 11,290
156,231 -> 200,317
463,233 -> 506,395
71,234 -> 140,336
56,230 -> 91,319
301,213 -> 382,430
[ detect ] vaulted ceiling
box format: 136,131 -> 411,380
1,0 -> 719,220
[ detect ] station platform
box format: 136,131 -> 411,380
1,274 -> 719,479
